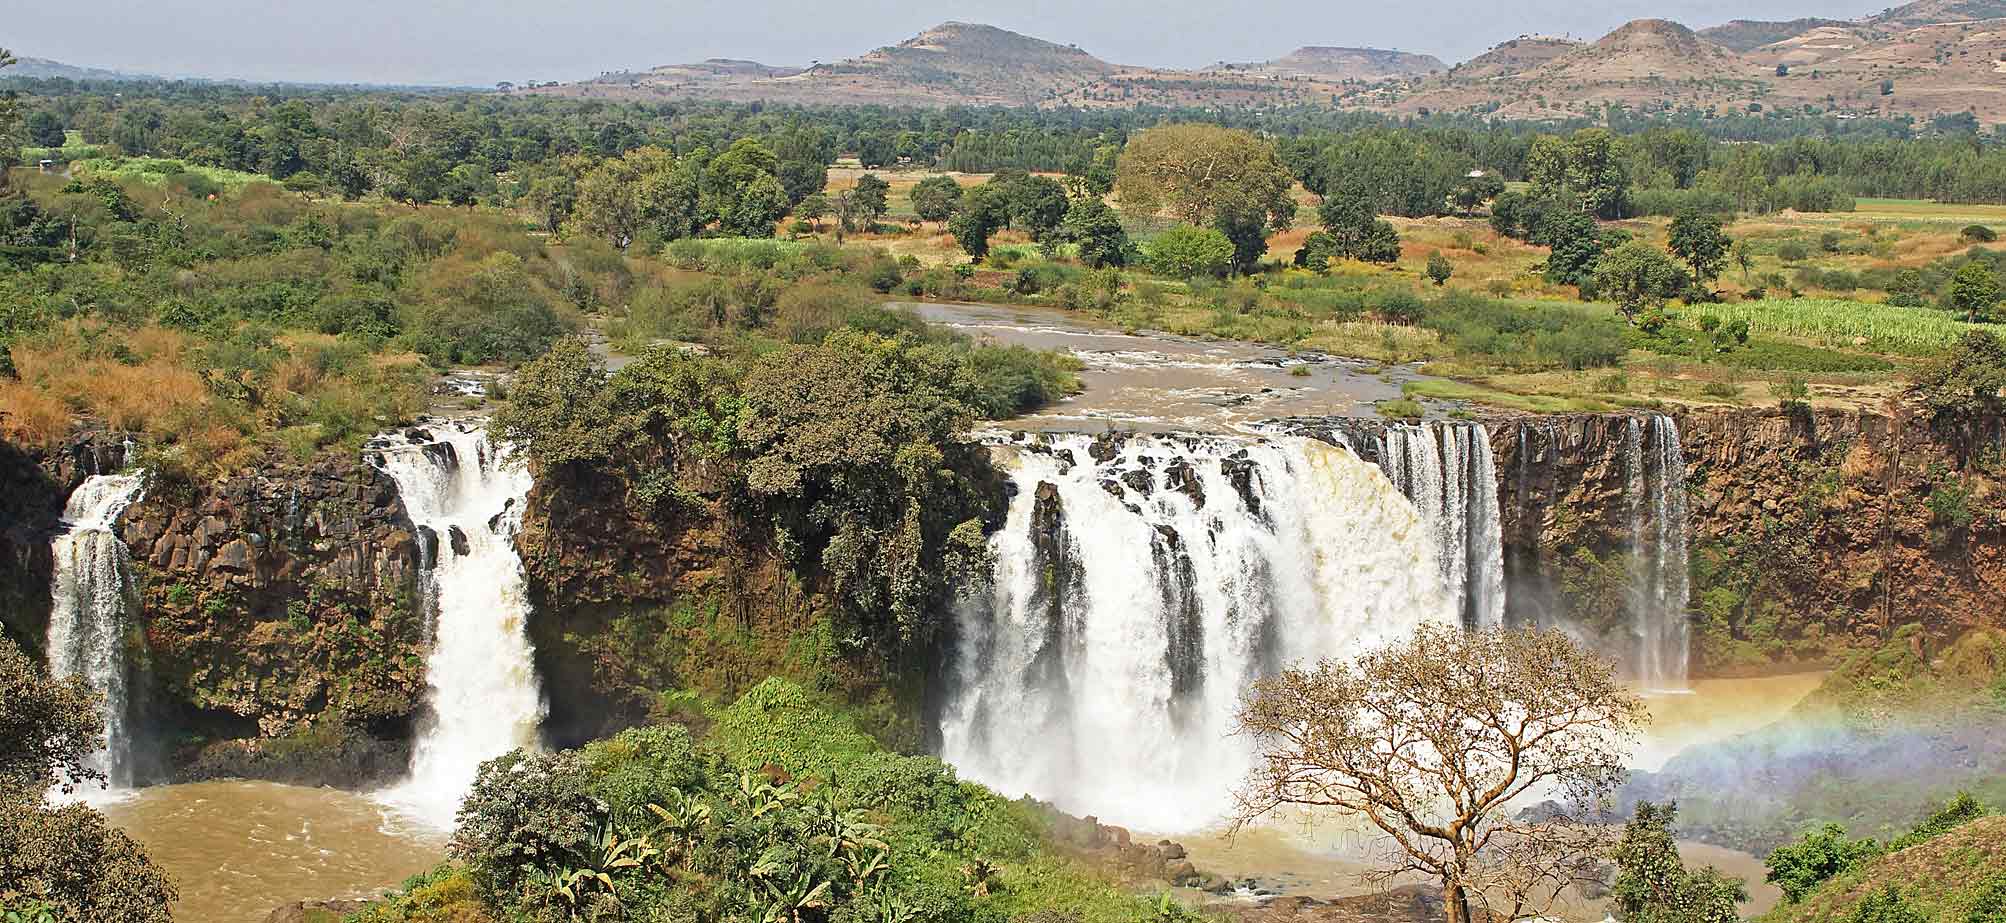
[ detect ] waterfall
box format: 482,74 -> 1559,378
1629,414 -> 1692,691
1314,421 -> 1506,630
371,423 -> 545,830
46,473 -> 147,791
939,433 -> 1455,831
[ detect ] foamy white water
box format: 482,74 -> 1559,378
371,423 -> 545,830
47,473 -> 147,794
940,434 -> 1455,831
1630,414 -> 1691,691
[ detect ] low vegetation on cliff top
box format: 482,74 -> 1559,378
350,678 -> 1164,923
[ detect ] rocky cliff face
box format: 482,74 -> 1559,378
1494,407 -> 2006,675
512,458 -> 919,750
119,446 -> 429,782
2,430 -> 427,785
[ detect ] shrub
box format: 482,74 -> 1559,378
1765,823 -> 1882,903
1963,225 -> 1999,244
1146,225 -> 1235,279
1848,885 -> 1928,923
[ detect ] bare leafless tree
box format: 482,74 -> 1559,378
1234,624 -> 1647,923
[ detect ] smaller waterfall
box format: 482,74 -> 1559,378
372,423 -> 545,830
1323,421 -> 1506,630
1630,415 -> 1692,690
46,473 -> 148,791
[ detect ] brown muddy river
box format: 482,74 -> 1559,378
98,781 -> 444,923
898,301 -> 1423,433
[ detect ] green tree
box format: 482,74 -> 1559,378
1612,803 -> 1748,923
1061,195 -> 1129,268
1765,823 -> 1881,903
1949,260 -> 2002,323
1115,124 -> 1294,231
1212,198 -> 1272,275
856,133 -> 895,169
1912,330 -> 2006,424
1593,240 -> 1688,319
796,192 -> 831,230
1426,251 -> 1454,286
909,175 -> 963,224
569,147 -> 700,249
1146,225 -> 1235,279
1318,180 -> 1401,264
1851,886 -> 1926,923
0,638 -> 176,923
1526,128 -> 1630,219
947,185 -> 1007,261
1667,209 -> 1732,292
1543,212 -> 1610,286
849,173 -> 890,229
24,110 -> 65,148
1451,171 -> 1505,215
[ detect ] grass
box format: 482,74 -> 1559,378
1400,377 -> 1631,413
71,156 -> 267,190
1685,298 -> 2006,357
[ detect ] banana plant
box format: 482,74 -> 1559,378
731,771 -> 800,818
646,788 -> 714,861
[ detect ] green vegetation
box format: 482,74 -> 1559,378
0,636 -> 175,922
1760,795 -> 2005,923
1613,803 -> 1748,923
355,679 -> 1163,923
1685,299 -> 2006,357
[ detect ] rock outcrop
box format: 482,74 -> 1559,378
1492,407 -> 2006,674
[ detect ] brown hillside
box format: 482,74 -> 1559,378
1872,0 -> 2006,28
1214,46 -> 1445,81
1530,19 -> 1747,83
1741,25 -> 1882,68
1762,18 -> 2006,122
1447,36 -> 1583,80
1701,17 -> 1856,51
816,21 -> 1117,103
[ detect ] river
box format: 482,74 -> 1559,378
97,782 -> 445,923
899,301 -> 1424,432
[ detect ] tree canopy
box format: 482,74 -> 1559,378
1235,624 -> 1644,923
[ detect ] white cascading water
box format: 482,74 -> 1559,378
1629,415 -> 1692,691
371,423 -> 545,830
1374,423 -> 1506,630
46,473 -> 148,792
940,434 -> 1455,831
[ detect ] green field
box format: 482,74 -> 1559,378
1854,197 -> 2006,221
1685,297 -> 2006,357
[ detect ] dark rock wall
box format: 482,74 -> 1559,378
1493,407 -> 2006,675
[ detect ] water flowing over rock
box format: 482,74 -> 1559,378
1315,421 -> 1507,630
940,433 -> 1454,830
370,423 -> 544,829
46,473 -> 147,791
1629,414 -> 1691,690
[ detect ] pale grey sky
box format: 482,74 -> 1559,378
9,0 -> 1885,87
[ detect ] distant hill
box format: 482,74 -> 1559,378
544,14 -> 2006,123
1211,46 -> 1445,81
556,21 -> 1117,107
1446,36 -> 1582,81
544,20 -> 1434,109
1699,17 -> 1855,51
4,56 -> 155,81
1529,19 -> 1743,83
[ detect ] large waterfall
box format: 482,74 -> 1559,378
1628,415 -> 1691,691
372,423 -> 545,830
1335,422 -> 1507,631
46,473 -> 148,792
939,434 -> 1455,830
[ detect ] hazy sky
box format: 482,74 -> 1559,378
12,0 -> 1887,87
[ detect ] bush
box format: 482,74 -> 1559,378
1146,225 -> 1235,279
1766,823 -> 1882,903
1848,885 -> 1928,923
1963,225 -> 1999,244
